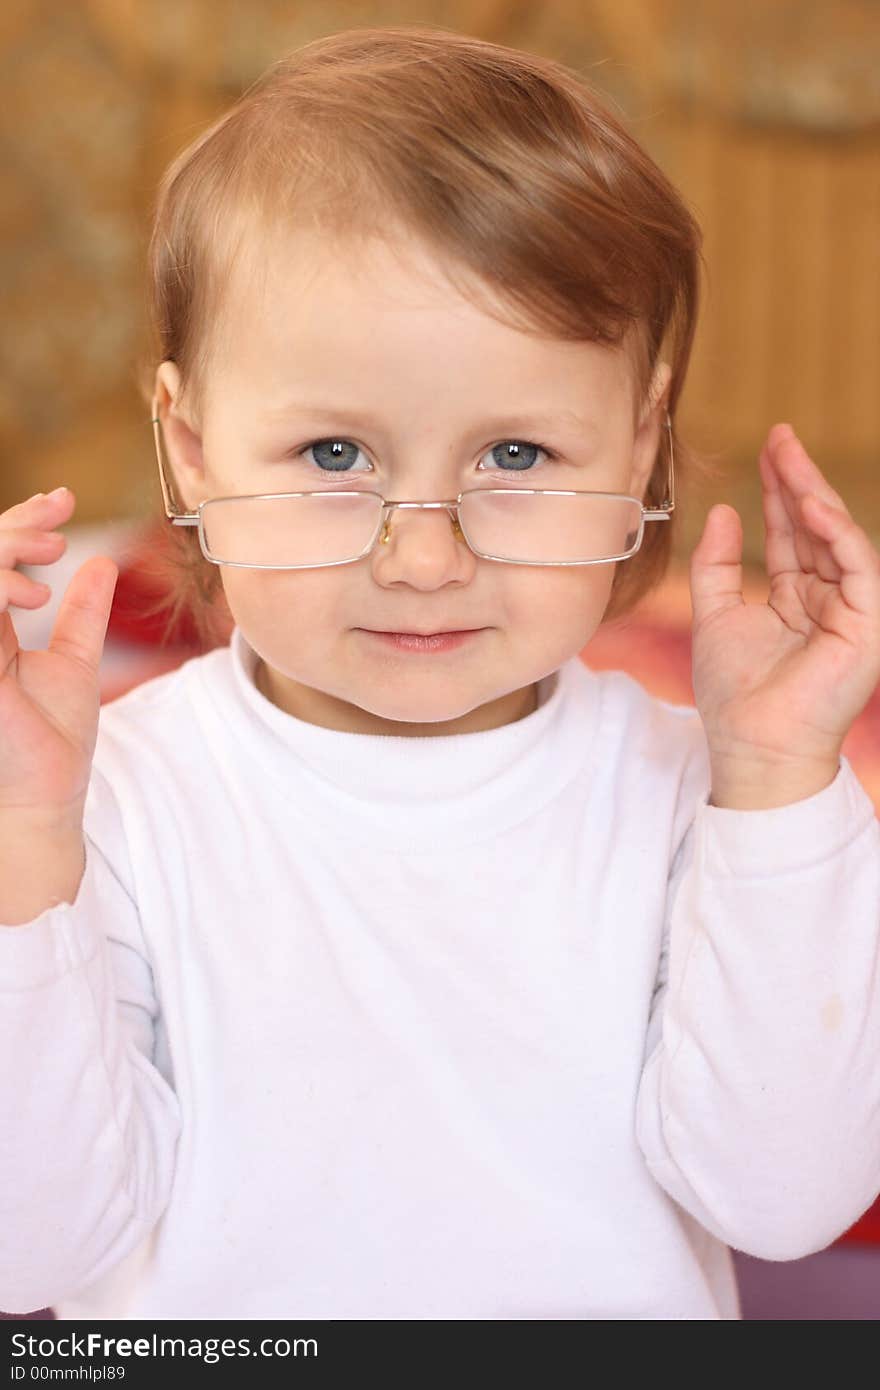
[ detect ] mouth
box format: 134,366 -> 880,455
358,628 -> 487,652
363,628 -> 483,636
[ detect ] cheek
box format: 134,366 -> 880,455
218,567 -> 343,637
508,563 -> 616,621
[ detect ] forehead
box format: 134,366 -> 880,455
210,222 -> 638,421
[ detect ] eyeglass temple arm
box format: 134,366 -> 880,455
151,404 -> 199,525
150,404 -> 675,524
642,413 -> 674,519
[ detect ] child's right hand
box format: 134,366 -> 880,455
0,488 -> 119,827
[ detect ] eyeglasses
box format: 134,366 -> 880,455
151,404 -> 674,569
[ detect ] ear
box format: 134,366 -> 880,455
153,360 -> 207,512
628,360 -> 672,502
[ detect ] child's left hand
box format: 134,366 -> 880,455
688,423 -> 880,808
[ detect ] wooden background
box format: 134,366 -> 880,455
1,0 -> 878,565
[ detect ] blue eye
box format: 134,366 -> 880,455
302,439 -> 365,473
479,441 -> 550,473
298,438 -> 556,477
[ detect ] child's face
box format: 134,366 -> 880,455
156,227 -> 669,735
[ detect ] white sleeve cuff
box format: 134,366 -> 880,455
0,840 -> 106,992
694,754 -> 877,878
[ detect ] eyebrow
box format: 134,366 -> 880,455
262,402 -> 599,436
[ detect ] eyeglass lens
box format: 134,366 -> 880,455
198,490 -> 643,567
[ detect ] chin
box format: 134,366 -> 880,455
367,697 -> 475,726
374,680 -> 499,722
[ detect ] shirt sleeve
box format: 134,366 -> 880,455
0,763 -> 181,1315
636,751 -> 880,1262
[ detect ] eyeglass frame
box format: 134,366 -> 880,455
150,399 -> 675,570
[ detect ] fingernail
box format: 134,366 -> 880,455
48,486 -> 68,499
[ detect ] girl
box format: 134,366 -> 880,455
1,27 -> 879,1322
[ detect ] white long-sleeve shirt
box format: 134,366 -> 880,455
1,626 -> 879,1320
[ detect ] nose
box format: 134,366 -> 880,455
371,502 -> 472,587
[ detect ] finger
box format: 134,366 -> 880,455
2,487 -> 76,529
0,611 -> 17,677
772,427 -> 849,510
766,431 -> 845,584
759,435 -> 804,578
760,436 -> 840,587
48,556 -> 119,676
0,526 -> 66,568
799,492 -> 880,623
0,572 -> 53,675
0,567 -> 53,615
689,503 -> 744,627
756,436 -> 828,583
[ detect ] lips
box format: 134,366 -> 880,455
362,629 -> 483,653
365,628 -> 481,636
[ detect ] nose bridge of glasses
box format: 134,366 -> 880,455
379,498 -> 464,544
